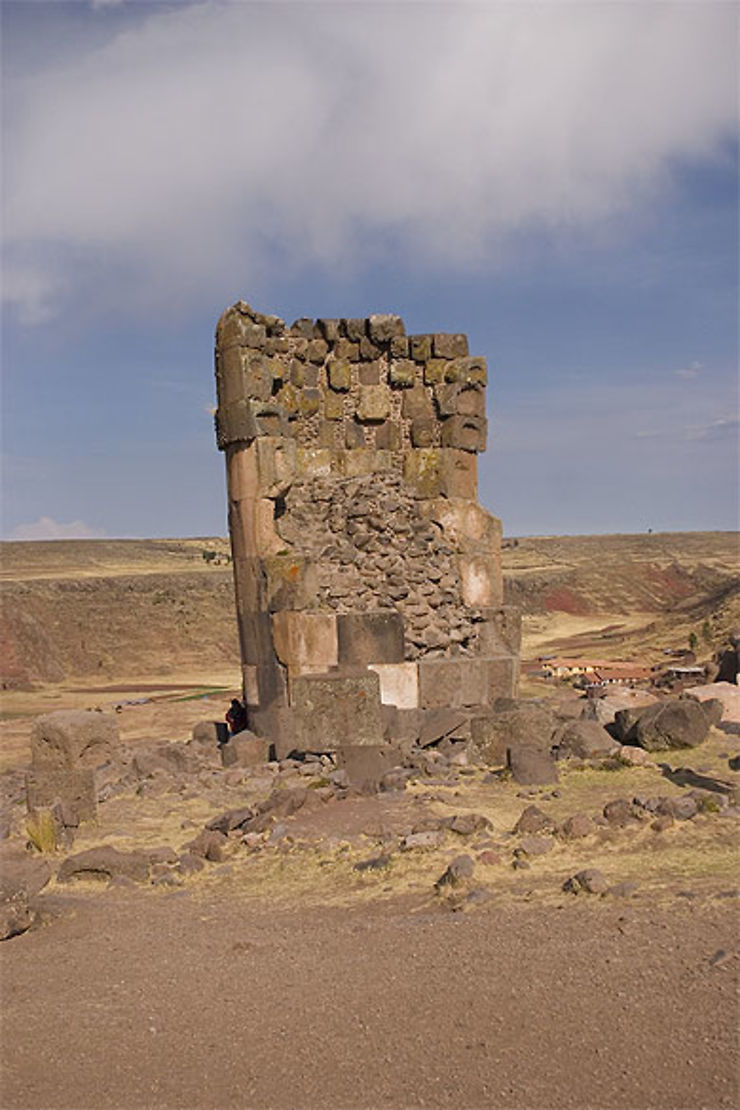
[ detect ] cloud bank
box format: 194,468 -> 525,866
3,1 -> 737,321
9,516 -> 107,541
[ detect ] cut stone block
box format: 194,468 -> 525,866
25,768 -> 97,826
226,442 -> 260,502
337,611 -> 405,666
368,314 -> 405,342
473,607 -> 522,656
262,554 -> 318,611
242,665 -> 260,707
272,611 -> 338,669
368,663 -> 419,709
296,447 -> 331,477
409,334 -> 433,361
327,359 -> 351,391
236,610 -> 275,666
418,659 -> 498,709
459,555 -> 503,607
291,673 -> 384,750
389,360 -> 416,387
441,414 -> 487,453
30,710 -> 119,771
336,744 -> 402,791
433,333 -> 469,358
357,385 -> 391,423
220,731 -> 270,768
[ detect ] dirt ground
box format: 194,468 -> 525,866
1,886 -> 737,1110
1,691 -> 739,1110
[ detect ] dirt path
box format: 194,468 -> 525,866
1,889 -> 736,1110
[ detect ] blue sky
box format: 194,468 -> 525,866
2,0 -> 738,540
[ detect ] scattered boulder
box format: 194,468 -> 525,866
205,806 -> 255,835
353,854 -> 391,872
516,835 -> 554,857
444,812 -> 491,836
514,805 -> 555,835
30,710 -> 119,771
401,831 -> 445,851
651,814 -> 674,832
184,830 -> 228,862
177,852 -> 205,876
616,745 -> 652,767
583,690 -> 658,728
684,683 -> 740,732
0,895 -> 33,941
220,731 -> 270,768
58,846 -> 150,884
658,795 -> 698,821
336,745 -> 402,793
435,854 -> 475,891
132,743 -> 197,779
480,699 -> 557,764
0,852 -> 51,903
559,813 -> 594,839
563,868 -> 609,895
552,719 -> 617,759
603,798 -> 640,828
631,699 -> 712,752
191,720 -> 228,748
507,745 -> 558,786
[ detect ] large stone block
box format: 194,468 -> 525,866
418,659 -> 493,709
272,611 -> 338,669
459,555 -> 503,607
263,554 -> 318,611
25,768 -> 97,826
368,314 -> 405,342
216,399 -> 260,448
236,610 -> 275,666
440,414 -> 487,453
422,499 -> 501,555
433,333 -> 469,359
337,612 -> 405,666
336,744 -> 402,791
256,437 -> 296,497
357,385 -> 391,423
291,673 -> 384,750
368,663 -> 419,708
220,731 -> 270,768
474,607 -> 522,656
30,710 -> 119,771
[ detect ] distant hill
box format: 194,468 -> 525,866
1,531 -> 737,688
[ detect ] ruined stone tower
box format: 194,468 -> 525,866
215,301 -> 520,759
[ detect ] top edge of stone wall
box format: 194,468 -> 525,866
216,301 -> 472,355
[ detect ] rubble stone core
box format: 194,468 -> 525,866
215,301 -> 520,757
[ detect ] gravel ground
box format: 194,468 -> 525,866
1,888 -> 737,1110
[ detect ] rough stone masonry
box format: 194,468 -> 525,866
214,301 -> 520,761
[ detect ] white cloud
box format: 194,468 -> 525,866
3,1 -> 737,321
675,361 -> 704,380
9,516 -> 107,541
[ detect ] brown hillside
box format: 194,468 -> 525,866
0,531 -> 737,690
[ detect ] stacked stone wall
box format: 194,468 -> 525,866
215,300 -> 520,757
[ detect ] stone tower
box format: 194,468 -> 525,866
215,301 -> 519,759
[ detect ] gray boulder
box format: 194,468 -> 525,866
58,846 -> 150,883
220,731 -> 270,768
632,699 -> 712,751
474,698 -> 556,765
552,719 -> 618,759
508,745 -> 558,785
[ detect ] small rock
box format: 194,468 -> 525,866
607,881 -> 638,898
513,805 -> 554,835
559,813 -> 594,839
435,854 -> 475,890
651,814 -> 674,832
177,852 -> 205,876
444,812 -> 491,836
353,854 -> 391,873
603,799 -> 638,828
617,745 -> 652,767
401,831 -> 445,851
517,835 -> 555,857
477,850 -> 501,866
563,868 -> 609,895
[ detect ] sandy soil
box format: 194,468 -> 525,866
1,888 -> 737,1110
